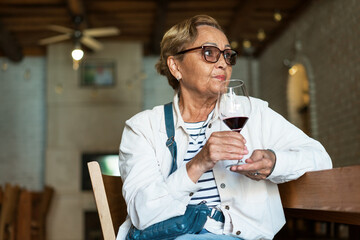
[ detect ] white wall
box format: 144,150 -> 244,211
0,57 -> 46,190
45,41 -> 143,240
142,56 -> 174,110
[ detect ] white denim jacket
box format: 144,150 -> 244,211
117,94 -> 332,240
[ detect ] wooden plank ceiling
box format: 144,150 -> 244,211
0,0 -> 311,62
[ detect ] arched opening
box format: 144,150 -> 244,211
287,63 -> 311,136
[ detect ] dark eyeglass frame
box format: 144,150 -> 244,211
175,45 -> 238,66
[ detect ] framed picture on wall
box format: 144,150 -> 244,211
80,59 -> 116,87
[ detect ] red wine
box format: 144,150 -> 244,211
223,117 -> 248,132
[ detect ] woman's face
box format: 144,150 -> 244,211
177,25 -> 233,99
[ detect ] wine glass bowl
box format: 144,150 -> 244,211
218,79 -> 251,166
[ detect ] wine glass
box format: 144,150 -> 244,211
218,79 -> 252,167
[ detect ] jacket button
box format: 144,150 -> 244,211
208,123 -> 212,128
236,230 -> 241,235
220,183 -> 226,188
189,192 -> 194,197
225,205 -> 230,210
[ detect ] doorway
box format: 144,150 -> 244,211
286,63 -> 311,136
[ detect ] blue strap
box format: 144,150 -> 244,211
164,102 -> 178,175
211,209 -> 225,223
164,103 -> 225,222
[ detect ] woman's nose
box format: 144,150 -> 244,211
215,53 -> 228,68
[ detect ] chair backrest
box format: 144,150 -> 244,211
16,189 -> 32,240
33,186 -> 54,240
0,185 -> 3,214
14,186 -> 54,240
0,183 -> 21,240
88,161 -> 127,240
0,185 -> 3,204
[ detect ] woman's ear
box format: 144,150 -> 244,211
167,56 -> 182,80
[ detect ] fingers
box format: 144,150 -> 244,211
209,131 -> 247,153
192,131 -> 248,172
206,131 -> 248,160
230,149 -> 276,180
211,131 -> 247,145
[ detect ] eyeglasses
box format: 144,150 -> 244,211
175,45 -> 238,66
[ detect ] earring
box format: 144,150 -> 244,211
176,76 -> 181,81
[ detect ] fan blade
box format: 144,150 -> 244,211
47,25 -> 74,34
80,36 -> 103,51
38,33 -> 71,45
83,27 -> 120,37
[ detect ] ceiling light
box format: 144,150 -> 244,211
257,29 -> 266,41
71,47 -> 84,61
242,40 -> 251,49
274,11 -> 282,22
71,43 -> 84,70
230,41 -> 238,49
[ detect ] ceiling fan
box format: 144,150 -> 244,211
38,16 -> 120,51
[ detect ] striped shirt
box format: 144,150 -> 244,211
184,112 -> 221,208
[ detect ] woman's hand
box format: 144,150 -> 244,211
230,149 -> 276,180
186,131 -> 248,182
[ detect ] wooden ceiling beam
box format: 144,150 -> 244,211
120,27 -> 153,35
67,0 -> 84,16
6,25 -> 65,32
90,12 -> 154,19
87,1 -> 156,12
0,0 -> 313,58
87,16 -> 153,26
252,0 -> 302,10
0,0 -> 62,4
100,36 -> 151,43
167,10 -> 232,18
168,0 -> 238,10
2,16 -> 71,24
0,6 -> 67,16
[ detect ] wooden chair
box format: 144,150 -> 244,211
88,161 -> 127,240
0,185 -> 3,214
28,186 -> 54,240
5,186 -> 54,240
13,186 -> 54,240
278,165 -> 360,238
33,185 -> 54,240
0,184 -> 21,240
15,189 -> 32,240
88,159 -> 360,239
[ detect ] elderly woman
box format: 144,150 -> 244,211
117,15 -> 332,240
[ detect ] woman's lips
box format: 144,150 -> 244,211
214,75 -> 226,81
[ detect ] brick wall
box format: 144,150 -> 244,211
259,0 -> 360,167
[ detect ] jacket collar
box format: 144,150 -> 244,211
173,92 -> 185,130
172,92 -> 220,129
